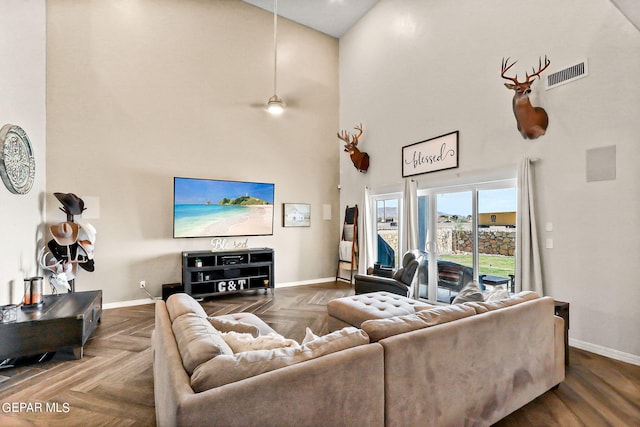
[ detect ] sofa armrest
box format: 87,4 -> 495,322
154,300 -> 386,427
354,274 -> 409,297
178,344 -> 385,427
553,315 -> 566,385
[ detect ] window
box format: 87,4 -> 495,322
371,194 -> 401,268
418,180 -> 516,303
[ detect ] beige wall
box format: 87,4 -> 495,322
46,0 -> 340,303
339,0 -> 640,360
0,0 -> 47,306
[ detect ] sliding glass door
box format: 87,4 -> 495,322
435,191 -> 474,302
477,187 -> 517,291
418,180 -> 516,302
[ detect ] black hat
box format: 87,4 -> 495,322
54,192 -> 86,216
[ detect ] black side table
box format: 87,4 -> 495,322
0,290 -> 102,360
553,300 -> 570,366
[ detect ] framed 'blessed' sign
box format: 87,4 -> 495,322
402,131 -> 459,177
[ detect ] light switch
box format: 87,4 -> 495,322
546,222 -> 553,232
546,238 -> 554,249
322,204 -> 332,220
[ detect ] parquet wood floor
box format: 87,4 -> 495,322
0,281 -> 638,426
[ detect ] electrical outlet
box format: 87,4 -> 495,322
139,280 -> 146,288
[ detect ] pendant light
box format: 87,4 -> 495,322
267,0 -> 284,114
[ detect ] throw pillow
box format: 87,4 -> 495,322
483,285 -> 511,302
208,317 -> 260,338
301,327 -> 320,345
191,327 -> 369,392
221,331 -> 299,353
171,313 -> 233,374
451,280 -> 484,304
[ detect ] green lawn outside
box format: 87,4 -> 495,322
438,254 -> 515,277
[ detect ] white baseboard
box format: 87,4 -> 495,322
103,298 -> 156,310
276,277 -> 337,288
102,277 -> 339,309
569,338 -> 640,366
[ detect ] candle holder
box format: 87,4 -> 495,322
0,304 -> 18,323
22,276 -> 44,308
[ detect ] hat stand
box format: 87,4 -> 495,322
65,207 -> 75,292
44,193 -> 96,295
65,211 -> 75,293
52,204 -> 82,293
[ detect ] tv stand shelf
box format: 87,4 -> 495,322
182,248 -> 274,298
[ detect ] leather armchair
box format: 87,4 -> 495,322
354,250 -> 428,298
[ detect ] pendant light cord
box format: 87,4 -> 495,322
273,0 -> 278,97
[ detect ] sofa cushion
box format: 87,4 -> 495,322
166,293 -> 208,322
451,280 -> 484,304
465,291 -> 539,313
463,300 -> 490,313
172,313 -> 233,374
221,331 -> 299,353
191,327 -> 369,392
208,317 -> 260,338
361,304 -> 476,342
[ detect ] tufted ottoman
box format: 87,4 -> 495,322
327,291 -> 435,331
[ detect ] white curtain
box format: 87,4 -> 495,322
360,186 -> 375,274
515,158 -> 544,295
401,179 -> 418,255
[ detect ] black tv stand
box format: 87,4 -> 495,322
181,248 -> 274,298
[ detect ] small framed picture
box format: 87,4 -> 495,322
283,203 -> 311,227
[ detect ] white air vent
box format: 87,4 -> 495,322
546,59 -> 588,90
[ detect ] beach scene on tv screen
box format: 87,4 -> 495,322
174,178 -> 274,238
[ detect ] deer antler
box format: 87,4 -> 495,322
351,124 -> 364,145
501,57 -> 520,84
337,130 -> 352,144
338,123 -> 365,148
525,55 -> 551,82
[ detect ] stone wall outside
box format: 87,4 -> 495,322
438,228 -> 515,256
378,227 -> 515,258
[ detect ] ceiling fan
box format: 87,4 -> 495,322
248,0 -> 292,114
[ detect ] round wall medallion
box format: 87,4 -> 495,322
0,124 -> 36,195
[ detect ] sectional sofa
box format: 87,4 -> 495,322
153,292 -> 564,426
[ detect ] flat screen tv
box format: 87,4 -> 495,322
173,177 -> 275,238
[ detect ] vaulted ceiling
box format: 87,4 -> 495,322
242,0 -> 639,38
609,0 -> 640,31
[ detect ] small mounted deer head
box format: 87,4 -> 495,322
337,123 -> 370,173
501,56 -> 551,139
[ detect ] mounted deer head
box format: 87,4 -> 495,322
501,56 -> 551,139
338,123 -> 370,173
